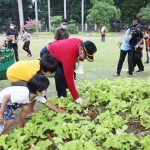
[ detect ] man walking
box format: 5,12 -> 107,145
6,21 -> 19,61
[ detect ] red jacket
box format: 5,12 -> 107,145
148,34 -> 150,47
48,38 -> 83,100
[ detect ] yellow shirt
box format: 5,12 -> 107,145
6,60 -> 40,82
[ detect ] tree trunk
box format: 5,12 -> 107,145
81,0 -> 84,32
97,23 -> 100,32
64,0 -> 66,19
48,0 -> 51,32
17,0 -> 24,32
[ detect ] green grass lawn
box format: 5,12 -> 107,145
0,32 -> 150,96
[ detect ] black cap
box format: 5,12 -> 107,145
81,41 -> 97,62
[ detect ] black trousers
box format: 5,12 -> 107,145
23,41 -> 32,55
101,34 -> 105,42
133,58 -> 144,71
8,42 -> 19,61
54,62 -> 68,98
117,50 -> 133,75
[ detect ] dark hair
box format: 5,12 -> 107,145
61,19 -> 68,23
40,54 -> 58,73
22,27 -> 27,32
27,74 -> 49,94
10,21 -> 16,25
133,18 -> 140,23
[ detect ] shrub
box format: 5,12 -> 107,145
51,27 -> 57,33
68,24 -> 78,34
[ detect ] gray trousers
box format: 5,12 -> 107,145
11,80 -> 27,87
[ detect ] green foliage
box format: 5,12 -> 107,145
137,3 -> 150,24
51,16 -> 62,28
68,24 -> 78,34
50,27 -> 57,33
86,1 -> 120,31
1,78 -> 150,149
121,0 -> 149,24
69,19 -> 76,24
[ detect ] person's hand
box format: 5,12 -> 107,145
146,47 -> 148,52
75,97 -> 83,104
0,113 -> 4,123
56,108 -> 66,113
131,30 -> 136,36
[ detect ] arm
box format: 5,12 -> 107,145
6,30 -> 14,41
63,60 -> 80,100
124,29 -> 133,43
44,101 -> 65,113
54,29 -> 59,41
145,38 -> 148,51
0,94 -> 10,123
66,30 -> 69,38
135,38 -> 143,48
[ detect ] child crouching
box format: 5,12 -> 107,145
0,74 -> 65,135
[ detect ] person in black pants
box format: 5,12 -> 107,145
6,21 -> 19,61
133,39 -> 144,72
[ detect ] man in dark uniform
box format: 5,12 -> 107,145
54,19 -> 69,41
6,21 -> 19,61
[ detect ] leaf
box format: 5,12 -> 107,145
84,141 -> 97,150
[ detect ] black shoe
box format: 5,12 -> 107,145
145,62 -> 149,64
136,70 -> 144,73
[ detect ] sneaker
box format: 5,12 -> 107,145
28,54 -> 33,57
136,70 -> 144,73
128,75 -> 133,77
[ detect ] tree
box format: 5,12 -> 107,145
86,0 -> 120,32
137,3 -> 150,24
121,0 -> 149,25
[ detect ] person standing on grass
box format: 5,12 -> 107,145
0,74 -> 65,135
101,26 -> 106,42
6,54 -> 58,117
54,19 -> 69,41
6,21 -> 19,62
114,21 -> 143,77
40,38 -> 97,104
22,27 -> 32,57
132,39 -> 144,72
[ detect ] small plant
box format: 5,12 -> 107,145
68,24 -> 78,34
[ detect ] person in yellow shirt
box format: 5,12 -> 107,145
6,54 -> 58,117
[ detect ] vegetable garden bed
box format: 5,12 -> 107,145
0,78 -> 150,150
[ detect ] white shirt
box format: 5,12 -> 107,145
0,86 -> 47,105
